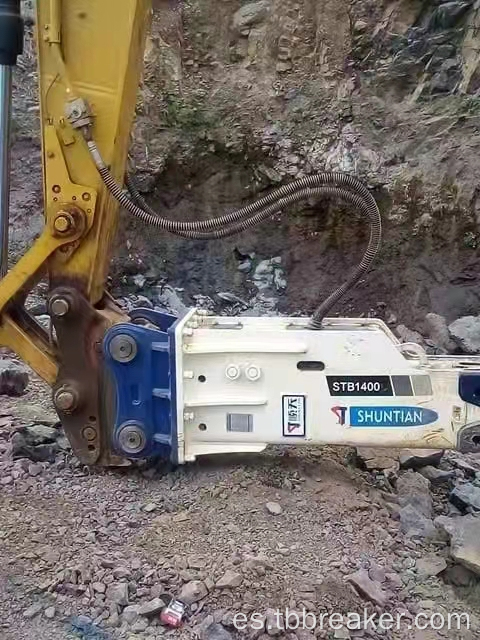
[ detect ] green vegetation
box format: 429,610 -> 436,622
161,93 -> 213,132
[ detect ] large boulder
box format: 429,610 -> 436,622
449,316 -> 480,354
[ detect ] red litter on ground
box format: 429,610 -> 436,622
160,599 -> 186,628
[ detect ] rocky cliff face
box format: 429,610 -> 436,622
13,0 -> 480,326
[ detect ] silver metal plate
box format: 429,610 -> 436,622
226,413 -> 253,433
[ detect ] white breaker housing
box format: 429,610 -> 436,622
172,310 -> 480,464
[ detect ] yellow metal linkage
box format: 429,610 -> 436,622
0,0 -> 151,382
37,0 -> 151,302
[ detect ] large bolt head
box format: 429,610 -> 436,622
245,364 -> 262,381
50,297 -> 70,318
117,423 -> 146,455
109,334 -> 138,363
53,213 -> 73,234
54,387 -> 77,412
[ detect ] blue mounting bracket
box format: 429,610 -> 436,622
459,373 -> 480,408
103,309 -> 180,462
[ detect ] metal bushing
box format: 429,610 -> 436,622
108,334 -> 138,363
117,422 -> 147,455
82,426 -> 97,442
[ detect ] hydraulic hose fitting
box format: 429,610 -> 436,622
0,0 -> 23,66
65,97 -> 94,130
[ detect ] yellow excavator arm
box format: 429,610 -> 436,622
0,0 -> 151,464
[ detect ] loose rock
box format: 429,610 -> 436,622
452,458 -> 479,476
178,580 -> 208,604
449,316 -> 480,354
23,603 -> 43,619
137,598 -> 166,616
143,502 -> 157,513
24,424 -> 59,444
193,615 -> 215,638
44,606 -> 56,619
396,325 -> 426,347
92,582 -> 106,594
397,472 -> 433,517
345,569 -> 388,607
436,514 -> 480,574
424,313 -> 457,353
11,424 -> 61,462
131,617 -> 148,632
203,623 -> 234,640
188,555 -> 207,570
265,608 -> 284,636
399,449 -> 444,470
450,483 -> 480,512
416,555 -> 447,577
112,566 -> 131,579
399,504 -> 438,540
216,569 -> 243,589
355,448 -> 400,471
443,564 -> 477,587
0,359 -> 29,396
155,284 -> 188,317
418,466 -> 454,485
232,1 -> 270,34
266,501 -> 282,515
368,562 -> 386,583
106,582 -> 129,606
14,404 -> 58,426
28,462 -> 43,477
122,604 -> 140,624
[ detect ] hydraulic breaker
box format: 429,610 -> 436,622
101,308 -> 480,464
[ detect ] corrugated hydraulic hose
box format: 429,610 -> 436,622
87,140 -> 381,328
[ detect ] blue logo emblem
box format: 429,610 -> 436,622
332,406 -> 438,427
